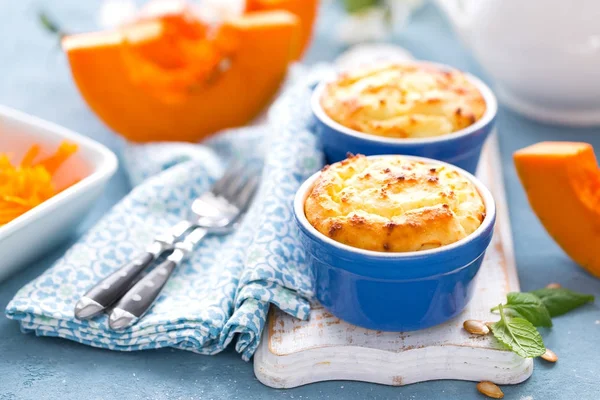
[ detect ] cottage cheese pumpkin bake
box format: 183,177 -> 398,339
304,155 -> 486,252
320,63 -> 486,138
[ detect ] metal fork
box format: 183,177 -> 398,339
73,162 -> 260,329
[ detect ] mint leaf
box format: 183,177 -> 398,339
530,288 -> 595,317
490,292 -> 553,327
505,292 -> 553,327
490,304 -> 546,358
342,0 -> 379,13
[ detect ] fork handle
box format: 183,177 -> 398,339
108,228 -> 208,330
74,221 -> 193,320
108,258 -> 178,329
74,252 -> 155,319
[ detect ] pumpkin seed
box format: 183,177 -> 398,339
476,381 -> 504,398
546,283 -> 561,289
541,348 -> 558,362
463,320 -> 490,335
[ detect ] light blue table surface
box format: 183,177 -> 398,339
1,1 -> 599,399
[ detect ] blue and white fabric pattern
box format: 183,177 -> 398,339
5,65 -> 329,361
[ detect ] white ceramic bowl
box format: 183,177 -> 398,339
0,105 -> 118,281
437,0 -> 600,126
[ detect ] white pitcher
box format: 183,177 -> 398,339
436,0 -> 600,126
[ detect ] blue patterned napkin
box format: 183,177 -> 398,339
5,65 -> 329,360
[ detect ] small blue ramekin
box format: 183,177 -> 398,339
311,62 -> 498,174
294,155 -> 496,332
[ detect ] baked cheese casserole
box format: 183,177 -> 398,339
320,63 -> 487,139
304,155 -> 486,252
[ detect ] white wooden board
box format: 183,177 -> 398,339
254,134 -> 533,388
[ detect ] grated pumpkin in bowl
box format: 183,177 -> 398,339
0,141 -> 77,226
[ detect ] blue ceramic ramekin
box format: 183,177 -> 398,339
311,62 -> 498,174
294,155 -> 496,331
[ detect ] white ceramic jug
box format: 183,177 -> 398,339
436,0 -> 600,126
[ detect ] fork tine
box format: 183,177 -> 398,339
211,161 -> 244,197
219,170 -> 248,200
231,174 -> 259,210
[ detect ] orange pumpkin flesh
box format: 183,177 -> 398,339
245,0 -> 318,59
514,141 -> 600,278
1,142 -> 78,226
62,10 -> 300,143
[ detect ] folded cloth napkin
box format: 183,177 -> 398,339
5,64 -> 330,360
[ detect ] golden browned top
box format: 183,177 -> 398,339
304,155 -> 485,252
320,63 -> 487,139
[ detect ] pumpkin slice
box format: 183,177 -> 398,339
245,0 -> 319,59
62,10 -> 300,143
514,141 -> 600,278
